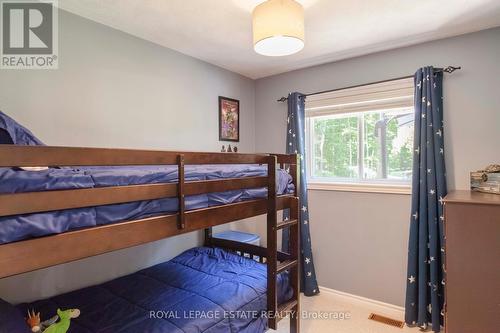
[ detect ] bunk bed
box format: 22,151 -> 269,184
0,115 -> 302,333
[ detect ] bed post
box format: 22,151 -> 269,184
289,172 -> 301,332
266,155 -> 278,329
204,228 -> 213,246
272,154 -> 301,332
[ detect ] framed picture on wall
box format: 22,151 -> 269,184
219,96 -> 240,142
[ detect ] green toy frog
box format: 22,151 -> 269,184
43,309 -> 80,333
27,308 -> 80,333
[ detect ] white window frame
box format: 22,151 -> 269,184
305,78 -> 414,195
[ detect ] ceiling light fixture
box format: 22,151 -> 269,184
252,0 -> 305,57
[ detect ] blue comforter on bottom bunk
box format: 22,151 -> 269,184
16,247 -> 293,333
0,165 -> 294,244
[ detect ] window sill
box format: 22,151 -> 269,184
307,182 -> 411,195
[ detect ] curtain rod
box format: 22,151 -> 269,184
277,66 -> 461,102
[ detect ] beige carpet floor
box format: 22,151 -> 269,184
274,289 -> 423,333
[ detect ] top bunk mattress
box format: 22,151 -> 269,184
0,165 -> 294,244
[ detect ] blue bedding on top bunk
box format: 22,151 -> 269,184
0,165 -> 294,244
16,247 -> 293,333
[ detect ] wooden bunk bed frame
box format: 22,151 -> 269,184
0,145 -> 301,332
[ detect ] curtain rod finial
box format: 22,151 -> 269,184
442,66 -> 461,73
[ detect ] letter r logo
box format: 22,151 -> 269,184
2,1 -> 53,54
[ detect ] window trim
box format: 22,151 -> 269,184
307,181 -> 411,195
305,78 -> 414,194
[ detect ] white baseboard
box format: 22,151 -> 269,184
319,286 -> 405,317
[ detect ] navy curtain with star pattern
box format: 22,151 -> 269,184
282,92 -> 319,297
405,67 -> 447,332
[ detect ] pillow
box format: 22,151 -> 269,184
0,111 -> 44,145
0,298 -> 32,333
0,128 -> 13,144
19,167 -> 50,171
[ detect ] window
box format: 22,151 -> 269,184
305,78 -> 414,193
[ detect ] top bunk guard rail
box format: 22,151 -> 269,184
0,145 -> 272,166
0,176 -> 270,217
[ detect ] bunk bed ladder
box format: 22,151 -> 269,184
267,155 -> 301,332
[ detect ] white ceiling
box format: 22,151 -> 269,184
58,0 -> 500,79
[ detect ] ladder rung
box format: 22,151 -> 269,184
276,219 -> 298,230
277,299 -> 298,321
277,259 -> 298,273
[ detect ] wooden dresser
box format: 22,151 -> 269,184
444,190 -> 500,333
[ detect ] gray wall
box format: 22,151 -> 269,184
253,28 -> 500,306
0,10 -> 255,303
